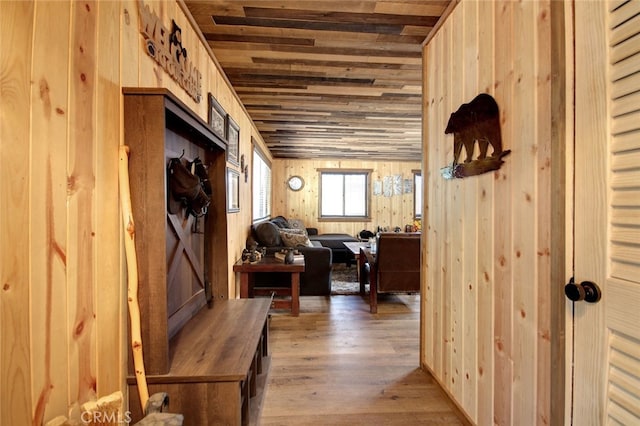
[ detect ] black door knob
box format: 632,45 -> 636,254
564,278 -> 601,303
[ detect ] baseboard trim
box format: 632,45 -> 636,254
420,362 -> 475,426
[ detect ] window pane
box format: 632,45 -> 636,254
321,174 -> 344,215
320,171 -> 369,218
263,163 -> 271,218
344,174 -> 366,216
253,149 -> 271,221
414,174 -> 422,218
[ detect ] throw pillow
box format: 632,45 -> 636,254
279,229 -> 313,248
254,222 -> 282,247
288,218 -> 307,234
271,216 -> 291,229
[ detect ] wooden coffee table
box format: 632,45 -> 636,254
233,257 -> 305,316
360,247 -> 378,313
343,241 -> 369,280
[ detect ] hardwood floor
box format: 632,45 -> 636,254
254,294 -> 465,425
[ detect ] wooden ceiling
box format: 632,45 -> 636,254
184,1 -> 452,160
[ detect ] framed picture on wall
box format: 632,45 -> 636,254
226,115 -> 240,166
227,168 -> 240,213
207,93 -> 227,141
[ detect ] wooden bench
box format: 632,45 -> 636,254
127,298 -> 271,425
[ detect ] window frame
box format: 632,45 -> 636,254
318,168 -> 372,222
252,141 -> 272,222
413,169 -> 422,219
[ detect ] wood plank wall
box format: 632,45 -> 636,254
0,0 -> 266,423
421,1 -> 567,424
272,159 -> 421,236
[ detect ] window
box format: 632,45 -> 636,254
319,170 -> 371,219
414,171 -> 422,219
252,145 -> 271,221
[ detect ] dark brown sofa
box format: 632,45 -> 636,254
306,231 -> 359,265
361,232 -> 421,313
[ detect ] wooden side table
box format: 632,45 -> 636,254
233,257 -> 305,316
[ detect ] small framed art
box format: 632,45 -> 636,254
226,115 -> 240,166
227,168 -> 240,213
207,93 -> 227,141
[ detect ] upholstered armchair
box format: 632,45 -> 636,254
361,232 -> 421,313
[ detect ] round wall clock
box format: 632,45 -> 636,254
287,176 -> 304,191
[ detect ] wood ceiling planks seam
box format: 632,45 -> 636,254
184,0 -> 451,160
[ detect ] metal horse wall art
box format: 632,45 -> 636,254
441,93 -> 511,179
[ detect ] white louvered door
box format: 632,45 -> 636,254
573,1 -> 640,424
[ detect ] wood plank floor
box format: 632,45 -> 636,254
254,294 -> 465,425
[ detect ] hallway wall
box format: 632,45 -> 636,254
421,1 -> 569,424
0,1 -> 265,423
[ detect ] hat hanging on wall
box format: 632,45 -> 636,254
189,157 -> 212,197
167,157 -> 210,217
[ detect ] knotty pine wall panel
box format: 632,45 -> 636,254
272,159 -> 420,237
95,0 -> 125,402
1,2 -> 35,424
0,0 -> 268,423
67,0 -> 101,406
30,1 -> 73,420
422,1 -> 565,425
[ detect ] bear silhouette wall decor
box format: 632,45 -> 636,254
440,93 -> 511,179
